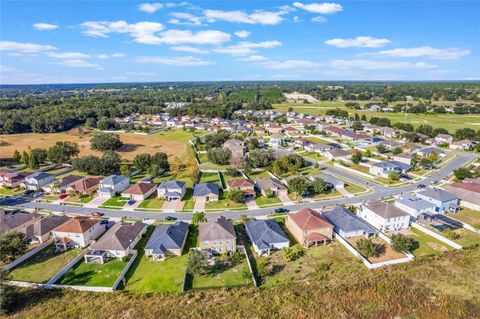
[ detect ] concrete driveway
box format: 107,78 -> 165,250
162,200 -> 184,212
84,196 -> 107,208
279,193 -> 294,205
246,198 -> 258,209
193,198 -> 206,212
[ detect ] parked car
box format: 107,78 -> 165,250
274,208 -> 290,214
127,199 -> 136,205
58,193 -> 69,199
32,192 -> 43,198
165,216 -> 177,221
417,184 -> 426,188
91,211 -> 104,217
23,190 -> 34,195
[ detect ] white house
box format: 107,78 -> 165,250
157,180 -> 187,201
434,134 -> 453,145
358,201 -> 410,232
416,188 -> 460,214
449,139 -> 474,151
52,217 -> 106,250
245,219 -> 289,256
23,172 -> 55,191
369,161 -> 411,178
98,175 -> 130,198
394,195 -> 436,219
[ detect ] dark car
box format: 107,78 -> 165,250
274,208 -> 289,214
417,184 -> 426,188
23,190 -> 34,195
127,199 -> 136,205
91,211 -> 104,217
165,216 -> 177,221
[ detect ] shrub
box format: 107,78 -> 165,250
391,234 -> 419,253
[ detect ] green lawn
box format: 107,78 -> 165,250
138,195 -> 165,209
199,172 -> 221,184
99,196 -> 129,208
246,170 -> 271,180
344,182 -> 367,194
124,225 -> 198,293
305,136 -> 332,144
9,245 -> 81,283
182,188 -> 195,211
40,194 -> 58,202
0,187 -> 24,196
407,228 -> 452,257
57,258 -> 128,287
346,163 -> 371,174
151,172 -> 174,184
449,209 -> 480,228
192,259 -> 251,290
66,194 -> 94,204
312,189 -> 342,199
450,228 -> 480,248
301,152 -> 326,163
152,129 -> 195,142
255,195 -> 282,207
130,172 -> 150,183
205,191 -> 247,211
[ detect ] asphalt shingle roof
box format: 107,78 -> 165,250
245,219 -> 289,250
193,182 -> 219,197
90,222 -> 146,251
322,207 -> 378,235
145,222 -> 189,254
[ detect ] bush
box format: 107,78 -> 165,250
391,234 -> 419,253
283,246 -> 304,262
356,238 -> 385,258
443,229 -> 460,240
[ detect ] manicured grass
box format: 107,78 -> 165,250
312,189 -> 341,199
298,166 -> 321,177
57,258 -> 127,287
204,195 -> 247,211
0,187 -> 23,196
347,163 -> 371,174
255,195 -> 282,207
305,136 -> 332,144
182,188 -> 195,211
138,196 -> 165,209
151,172 -> 174,184
130,172 -> 150,183
407,228 -> 452,257
66,194 -> 94,204
99,196 -> 129,207
199,172 -> 221,184
152,129 -> 195,142
344,182 -> 367,194
302,152 -> 326,162
40,195 -> 58,202
450,209 -> 480,228
9,245 -> 81,283
192,259 -> 251,290
246,170 -> 271,180
124,225 -> 198,293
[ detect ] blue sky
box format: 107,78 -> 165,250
1,1 -> 479,84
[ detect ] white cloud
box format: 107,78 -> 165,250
156,29 -> 231,45
57,59 -> 101,69
170,46 -> 209,54
293,2 -> 343,14
48,52 -> 91,59
329,59 -> 436,70
169,12 -> 203,26
135,56 -> 211,66
261,59 -> 321,69
203,9 -> 286,25
325,36 -> 392,48
234,30 -> 251,38
33,23 -> 58,31
376,46 -> 471,59
238,55 -> 269,61
311,16 -> 327,23
0,41 -> 57,54
139,3 -> 164,13
214,41 -> 281,56
97,53 -> 126,59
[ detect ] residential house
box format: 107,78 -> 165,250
434,134 -> 453,145
284,126 -> 301,137
323,149 -> 351,161
305,143 -> 332,153
0,209 -> 42,236
294,138 -> 313,149
358,201 -> 410,231
380,140 -> 403,151
416,188 -> 460,213
52,217 -> 106,250
145,221 -> 189,261
43,175 -> 84,194
270,133 -> 285,147
67,177 -> 101,195
253,127 -> 266,134
444,182 -> 480,211
121,182 -> 156,201
85,222 -> 147,263
369,160 -> 411,178
449,139 -> 474,151
322,207 -> 378,239
157,180 -> 187,201
98,175 -> 130,198
22,172 -> 55,191
394,195 -> 436,220
254,178 -> 288,197
245,219 -> 289,256
31,215 -> 70,243
198,216 -> 236,254
227,178 -> 255,199
193,183 -> 220,202
223,139 -> 246,159
309,173 -> 345,189
392,152 -> 412,165
0,170 -> 30,188
285,208 -> 334,248
267,124 -> 283,134
414,147 -> 445,159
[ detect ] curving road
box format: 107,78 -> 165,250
1,152 -> 476,221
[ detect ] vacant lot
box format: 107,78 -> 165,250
191,259 -> 251,290
450,209 -> 480,228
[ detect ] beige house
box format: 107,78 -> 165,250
223,139 -> 245,159
199,216 -> 236,254
0,209 -> 42,236
285,208 -> 334,248
52,217 -> 106,250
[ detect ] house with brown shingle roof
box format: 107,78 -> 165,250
285,208 -> 334,248
31,215 -> 70,243
199,216 -> 236,254
121,182 -> 156,201
67,177 -> 101,195
52,217 -> 106,250
444,182 -> 480,211
227,178 -> 255,198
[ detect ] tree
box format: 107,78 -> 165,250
272,154 -> 304,176
101,151 -> 121,175
133,153 -> 151,171
392,147 -> 402,155
454,167 -> 473,180
47,141 -> 79,165
192,212 -> 207,225
388,172 -> 401,180
443,229 -> 460,240
352,121 -> 363,131
246,149 -> 273,169
376,144 -> 388,154
224,167 -> 240,177
245,138 -> 259,151
226,189 -> 246,203
288,177 -> 309,197
391,234 -> 419,253
207,147 -> 231,165
351,151 -> 363,164
0,268 -> 15,315
356,238 -> 385,258
0,231 -> 30,262
454,128 -> 477,141
12,150 -> 21,163
204,130 -> 231,148
283,246 -> 304,261
150,152 -> 170,173
311,178 -> 330,194
186,250 -> 208,276
96,116 -> 118,131
21,150 -> 29,166
28,148 -> 48,169
90,132 -> 123,152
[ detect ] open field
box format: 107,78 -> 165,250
8,245 -> 81,283
450,209 -> 480,228
0,129 -> 195,161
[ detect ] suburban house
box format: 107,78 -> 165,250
270,133 -> 285,147
0,170 -> 30,188
434,134 -> 453,145
369,160 -> 411,178
0,209 -> 42,236
322,207 -> 379,239
193,183 -> 220,202
449,139 -> 474,151
414,147 -> 445,159
304,143 -> 331,153
198,216 -> 237,254
254,177 -> 288,197
223,139 -> 246,159
416,188 -> 460,213
144,221 -> 189,261
245,219 -> 289,256
227,178 -> 256,199
294,138 -> 313,149
43,175 -> 84,194
381,140 -> 403,151
267,124 -> 283,134
22,172 -> 55,191
392,152 -> 412,165
98,175 -> 130,198
67,177 -> 101,195
358,201 -> 410,232
285,208 -> 334,248
444,182 -> 480,211
30,215 -> 70,244
323,149 -> 351,161
121,182 -> 156,201
309,173 -> 345,189
394,195 -> 437,220
85,222 -> 147,263
52,217 -> 106,250
157,180 -> 187,201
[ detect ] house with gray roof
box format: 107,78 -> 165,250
394,195 -> 436,219
43,175 -> 84,194
369,160 -> 411,178
23,172 -> 55,191
31,215 -> 70,243
309,173 -> 345,189
414,147 -> 445,159
416,188 -> 460,213
98,175 -> 130,198
254,177 -> 288,197
0,209 -> 42,236
322,207 -> 378,239
157,180 -> 187,201
358,201 -> 410,232
193,183 -> 219,202
145,221 -> 189,261
199,216 -> 236,254
85,221 -> 147,263
245,219 -> 289,256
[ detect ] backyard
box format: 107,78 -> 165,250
199,172 -> 222,184
8,245 -> 81,283
449,209 -> 480,228
57,258 -> 128,287
405,228 -> 452,257
191,259 -> 251,290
